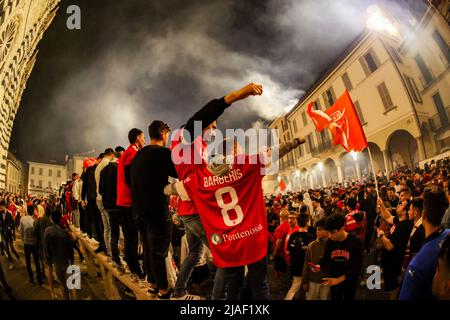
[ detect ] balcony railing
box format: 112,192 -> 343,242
429,106 -> 450,131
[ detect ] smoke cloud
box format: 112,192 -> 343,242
11,0 -> 374,162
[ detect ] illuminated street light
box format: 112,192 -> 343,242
350,150 -> 358,161
277,176 -> 281,182
366,5 -> 399,37
295,170 -> 300,178
318,162 -> 324,172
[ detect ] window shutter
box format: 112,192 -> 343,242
359,56 -> 371,77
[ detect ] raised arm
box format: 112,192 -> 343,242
183,83 -> 263,141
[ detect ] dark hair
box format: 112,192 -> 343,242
439,235 -> 450,276
410,198 -> 423,213
72,172 -> 78,179
324,214 -> 346,231
104,148 -> 115,156
297,194 -> 304,201
45,206 -> 52,217
423,186 -> 449,226
400,187 -> 412,196
51,209 -> 62,225
128,128 -> 143,144
297,213 -> 309,228
300,206 -> 308,214
345,197 -> 358,210
148,120 -> 171,140
387,187 -> 396,193
27,204 -> 35,216
331,192 -> 339,198
115,146 -> 125,153
315,218 -> 326,229
97,153 -> 104,160
0,199 -> 6,207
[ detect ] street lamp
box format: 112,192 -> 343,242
317,162 -> 324,172
350,150 -> 358,161
295,170 -> 300,178
277,176 -> 281,182
366,5 -> 399,37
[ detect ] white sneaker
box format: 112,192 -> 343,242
170,293 -> 202,300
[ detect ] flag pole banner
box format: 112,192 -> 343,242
307,90 -> 368,152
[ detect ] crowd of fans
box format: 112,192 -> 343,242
0,82 -> 449,301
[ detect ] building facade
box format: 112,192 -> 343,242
27,161 -> 66,197
0,0 -> 60,190
5,150 -> 24,194
264,1 -> 450,192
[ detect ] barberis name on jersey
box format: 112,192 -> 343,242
203,169 -> 243,188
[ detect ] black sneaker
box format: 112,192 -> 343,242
157,288 -> 173,300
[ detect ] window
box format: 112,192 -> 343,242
48,181 -> 52,188
342,72 -> 353,91
31,167 -> 34,175
432,30 -> 450,64
360,49 -> 380,76
57,170 -> 61,178
377,82 -> 394,111
39,168 -> 43,175
48,169 -> 52,177
388,45 -> 403,64
322,87 -> 336,108
354,101 -> 366,124
292,119 -> 298,133
38,180 -> 42,188
30,179 -> 34,187
415,54 -> 433,86
404,75 -> 422,103
302,112 -> 308,126
306,134 -> 315,153
314,99 -> 322,110
432,92 -> 449,126
299,144 -> 304,158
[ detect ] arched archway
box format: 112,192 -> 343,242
300,168 -> 309,190
324,158 -> 338,185
361,142 -> 385,178
387,130 -> 419,170
339,152 -> 357,182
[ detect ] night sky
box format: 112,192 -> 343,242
10,0 -> 382,163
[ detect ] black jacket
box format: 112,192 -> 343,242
81,165 -> 97,203
99,161 -> 118,210
0,210 -> 15,238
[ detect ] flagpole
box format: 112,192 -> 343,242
367,145 -> 380,200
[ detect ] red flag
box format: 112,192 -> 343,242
279,179 -> 287,192
307,90 -> 368,152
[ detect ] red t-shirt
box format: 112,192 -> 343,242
177,154 -> 268,268
117,144 -> 139,207
274,221 -> 290,257
284,225 -> 300,265
170,128 -> 208,216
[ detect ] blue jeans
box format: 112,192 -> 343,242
224,257 -> 270,300
173,214 -> 208,296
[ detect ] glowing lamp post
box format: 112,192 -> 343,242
366,5 -> 399,38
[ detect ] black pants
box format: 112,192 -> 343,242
24,244 -> 43,283
330,280 -> 358,300
1,235 -> 19,263
0,259 -> 12,300
109,207 -> 141,274
87,201 -> 105,250
142,217 -> 172,290
79,202 -> 88,235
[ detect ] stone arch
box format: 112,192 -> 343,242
386,130 -> 419,170
324,158 -> 338,185
339,152 -> 357,182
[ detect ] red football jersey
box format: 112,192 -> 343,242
117,144 -> 139,207
176,154 -> 268,268
170,128 -> 208,216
